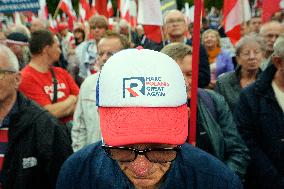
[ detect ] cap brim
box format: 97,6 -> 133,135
99,104 -> 188,146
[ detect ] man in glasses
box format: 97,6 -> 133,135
57,49 -> 242,189
0,45 -> 73,189
72,32 -> 130,152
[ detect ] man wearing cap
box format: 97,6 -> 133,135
5,32 -> 29,70
56,49 -> 242,189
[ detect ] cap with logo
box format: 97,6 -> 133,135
97,49 -> 188,146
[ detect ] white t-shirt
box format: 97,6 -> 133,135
272,81 -> 284,112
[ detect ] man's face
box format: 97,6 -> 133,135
89,24 -> 107,42
261,24 -> 284,53
0,54 -> 20,102
118,144 -> 174,188
248,17 -> 262,33
164,11 -> 186,39
7,43 -> 24,61
97,37 -> 123,69
177,55 -> 193,98
46,39 -> 61,64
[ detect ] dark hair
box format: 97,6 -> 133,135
29,30 -> 54,55
73,27 -> 85,40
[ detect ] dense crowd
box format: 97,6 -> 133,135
0,7 -> 284,189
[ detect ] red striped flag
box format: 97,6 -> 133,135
137,0 -> 163,43
223,0 -> 251,44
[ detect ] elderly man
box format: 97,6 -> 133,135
259,21 -> 284,70
0,45 -> 72,189
57,49 -> 242,189
19,30 -> 79,125
234,34 -> 284,189
163,10 -> 210,88
72,32 -> 129,151
161,43 -> 249,180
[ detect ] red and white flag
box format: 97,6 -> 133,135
79,0 -> 91,21
95,0 -> 108,18
137,0 -> 163,43
223,0 -> 251,44
48,14 -> 58,33
107,0 -> 114,17
59,0 -> 76,19
120,0 -> 131,22
38,0 -> 48,20
262,0 -> 284,22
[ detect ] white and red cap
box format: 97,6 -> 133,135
97,49 -> 188,146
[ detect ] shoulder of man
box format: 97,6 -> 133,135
180,144 -> 242,188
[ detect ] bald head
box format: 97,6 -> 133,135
260,21 -> 284,56
0,45 -> 19,71
163,10 -> 186,42
30,18 -> 46,33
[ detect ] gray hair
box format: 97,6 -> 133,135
0,44 -> 19,71
235,34 -> 264,56
273,34 -> 284,58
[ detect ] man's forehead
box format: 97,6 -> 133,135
98,38 -> 122,50
164,11 -> 184,21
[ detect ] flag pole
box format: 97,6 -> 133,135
53,0 -> 62,19
189,0 -> 202,146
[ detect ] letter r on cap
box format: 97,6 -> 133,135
123,77 -> 145,98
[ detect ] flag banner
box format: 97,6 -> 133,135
0,0 -> 40,13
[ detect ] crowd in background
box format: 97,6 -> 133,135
0,5 -> 284,189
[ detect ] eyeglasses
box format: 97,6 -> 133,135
0,69 -> 17,80
165,18 -> 185,25
102,145 -> 181,163
98,51 -> 117,58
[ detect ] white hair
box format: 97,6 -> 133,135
0,44 -> 19,71
273,34 -> 284,58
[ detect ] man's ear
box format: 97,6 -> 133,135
272,56 -> 282,69
15,72 -> 22,89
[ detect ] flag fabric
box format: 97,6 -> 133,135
120,0 -> 131,22
95,0 -> 108,18
59,0 -> 76,19
14,12 -> 22,25
59,0 -> 76,30
79,0 -> 91,21
38,0 -> 48,20
48,14 -> 58,33
137,0 -> 163,43
107,0 -> 114,17
262,0 -> 283,22
223,0 -> 251,44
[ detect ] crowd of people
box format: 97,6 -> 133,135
0,6 -> 284,189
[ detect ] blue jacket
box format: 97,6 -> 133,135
56,142 -> 242,189
234,64 -> 284,189
216,49 -> 234,78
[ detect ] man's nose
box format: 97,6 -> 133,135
129,155 -> 152,177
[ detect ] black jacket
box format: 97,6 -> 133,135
0,93 -> 73,189
234,64 -> 284,189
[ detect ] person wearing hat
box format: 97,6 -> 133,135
56,49 -> 242,189
5,32 -> 29,70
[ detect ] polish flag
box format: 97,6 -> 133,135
79,0 -> 90,21
48,14 -> 58,33
262,0 -> 284,22
223,0 -> 251,44
59,0 -> 76,19
38,0 -> 48,20
120,0 -> 131,23
138,0 -> 163,43
59,0 -> 76,30
107,0 -> 114,17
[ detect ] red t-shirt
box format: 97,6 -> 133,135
19,65 -> 79,123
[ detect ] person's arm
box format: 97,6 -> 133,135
210,91 -> 250,179
44,95 -> 77,118
234,90 -> 284,188
35,113 -> 73,189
